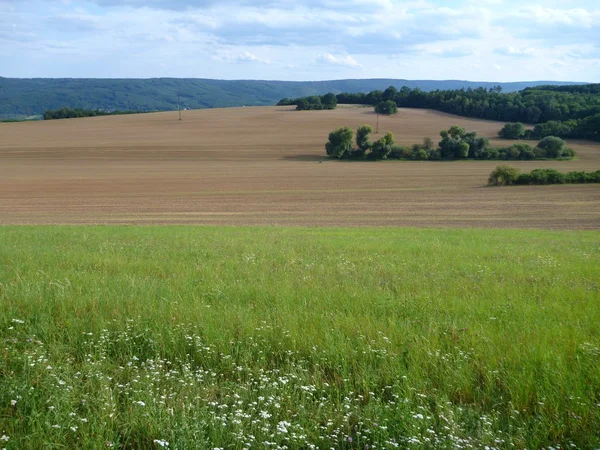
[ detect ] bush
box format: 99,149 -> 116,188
488,165 -> 521,186
355,125 -> 373,157
370,132 -> 395,160
390,145 -> 411,159
537,136 -> 565,158
513,169 -> 600,185
325,127 -> 354,159
499,122 -> 525,139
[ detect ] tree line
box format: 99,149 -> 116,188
488,166 -> 600,186
325,125 -> 575,161
277,94 -> 337,110
43,107 -> 145,120
279,84 -> 600,139
498,116 -> 599,141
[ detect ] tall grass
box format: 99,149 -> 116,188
1,227 -> 599,449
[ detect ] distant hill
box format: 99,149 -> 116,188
0,77 -> 587,117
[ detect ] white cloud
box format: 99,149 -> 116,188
213,51 -> 271,64
0,0 -> 599,81
494,46 -> 538,57
315,53 -> 361,67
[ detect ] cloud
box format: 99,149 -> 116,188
315,53 -> 360,67
494,46 -> 537,57
1,0 -> 599,82
213,51 -> 271,64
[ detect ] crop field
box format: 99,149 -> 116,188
1,226 -> 599,449
1,106 -> 599,229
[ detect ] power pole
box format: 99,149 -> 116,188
376,112 -> 379,134
178,95 -> 182,121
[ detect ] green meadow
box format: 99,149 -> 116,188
1,226 -> 599,449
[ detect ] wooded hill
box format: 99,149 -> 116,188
0,77 -> 585,118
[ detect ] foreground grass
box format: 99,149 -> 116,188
0,227 -> 599,449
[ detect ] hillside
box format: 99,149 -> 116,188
0,77 -> 585,117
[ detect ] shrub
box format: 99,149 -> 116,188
537,136 -> 565,158
325,127 -> 354,159
390,145 -> 411,159
499,122 -> 525,139
506,146 -> 521,160
486,148 -> 500,159
488,165 -> 521,186
355,125 -> 373,157
370,132 -> 395,160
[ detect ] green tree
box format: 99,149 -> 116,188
498,122 -> 525,139
355,125 -> 373,156
375,100 -> 398,115
322,93 -> 338,110
296,98 -> 310,111
537,136 -> 565,158
370,132 -> 395,160
488,165 -> 521,186
325,127 -> 354,159
382,86 -> 398,102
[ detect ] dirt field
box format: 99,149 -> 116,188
1,105 -> 599,228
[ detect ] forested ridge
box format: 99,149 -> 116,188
0,77 -> 584,118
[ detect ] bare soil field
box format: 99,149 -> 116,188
1,105 -> 599,228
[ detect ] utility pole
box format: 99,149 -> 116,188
178,95 -> 182,121
376,112 -> 379,134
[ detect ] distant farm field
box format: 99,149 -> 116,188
1,226 -> 599,448
1,106 -> 599,228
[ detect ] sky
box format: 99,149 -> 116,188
0,0 -> 599,82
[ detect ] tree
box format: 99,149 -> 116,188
325,127 -> 354,159
498,122 -> 525,139
382,86 -> 398,102
370,132 -> 395,160
296,98 -> 310,111
439,126 -> 470,159
422,137 -> 435,151
355,125 -> 373,156
488,165 -> 521,186
322,93 -> 338,110
537,136 -> 565,158
375,100 -> 397,115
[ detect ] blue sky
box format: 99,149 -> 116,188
0,0 -> 598,81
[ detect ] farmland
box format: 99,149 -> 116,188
1,105 -> 599,229
1,106 -> 600,449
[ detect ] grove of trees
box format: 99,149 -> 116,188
43,107 -> 142,120
325,125 -> 576,161
488,166 -> 600,186
278,93 -> 337,111
499,115 -> 600,141
282,83 -> 599,140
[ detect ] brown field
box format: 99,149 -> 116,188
1,105 -> 599,228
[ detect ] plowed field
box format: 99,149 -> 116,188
1,106 -> 599,228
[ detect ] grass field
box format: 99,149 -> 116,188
1,106 -> 599,229
1,226 -> 599,448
